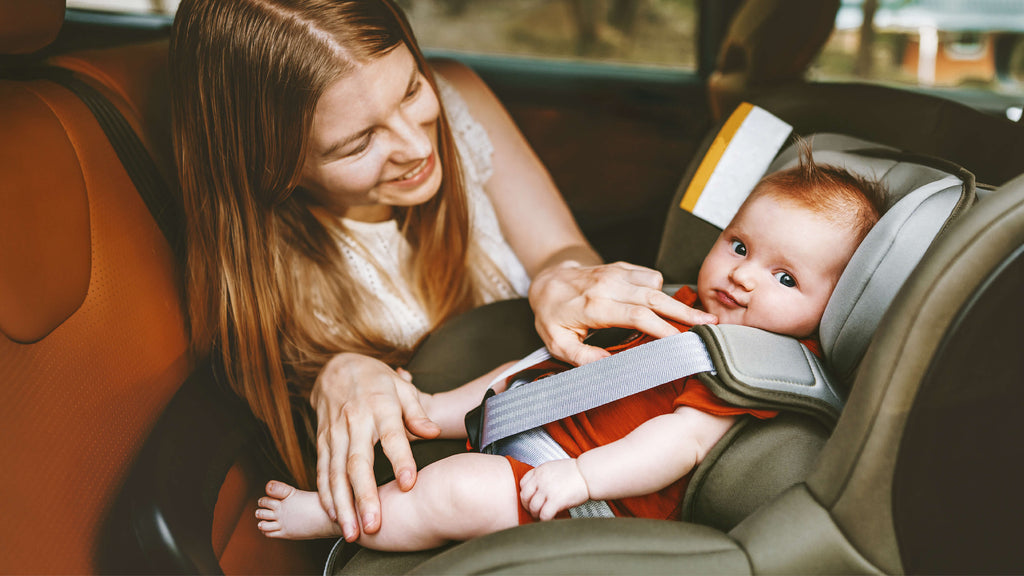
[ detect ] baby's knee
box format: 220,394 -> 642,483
440,454 -> 515,514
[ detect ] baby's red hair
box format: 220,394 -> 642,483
751,139 -> 887,242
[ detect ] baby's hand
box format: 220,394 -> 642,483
519,459 -> 589,521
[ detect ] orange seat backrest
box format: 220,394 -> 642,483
0,4 -> 190,574
1,5 -> 332,573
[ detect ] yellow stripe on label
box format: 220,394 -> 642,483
679,102 -> 754,212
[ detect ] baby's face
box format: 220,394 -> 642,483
696,191 -> 862,338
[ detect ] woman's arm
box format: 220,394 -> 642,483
519,406 -> 736,520
432,61 -> 717,367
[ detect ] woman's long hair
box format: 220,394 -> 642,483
171,0 -> 484,488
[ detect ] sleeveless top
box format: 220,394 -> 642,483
322,73 -> 531,348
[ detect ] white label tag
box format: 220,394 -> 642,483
681,104 -> 792,229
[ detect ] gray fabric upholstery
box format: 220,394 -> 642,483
660,131 -> 975,387
821,174 -> 970,384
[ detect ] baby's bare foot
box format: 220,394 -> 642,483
256,480 -> 343,540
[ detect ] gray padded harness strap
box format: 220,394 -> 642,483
479,331 -> 714,451
694,324 -> 844,425
476,327 -> 839,518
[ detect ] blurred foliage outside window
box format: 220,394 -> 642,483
66,0 -> 697,70
813,0 -> 1024,112
399,0 -> 696,69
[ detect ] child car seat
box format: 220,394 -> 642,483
653,112 -> 974,531
326,85 -> 1022,574
345,126 -> 1024,576
457,122 -> 972,519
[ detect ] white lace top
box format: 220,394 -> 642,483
324,73 -> 531,348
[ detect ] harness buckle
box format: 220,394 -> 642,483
464,387 -> 495,452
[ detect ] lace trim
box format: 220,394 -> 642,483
436,75 -> 494,186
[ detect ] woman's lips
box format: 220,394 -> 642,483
390,152 -> 435,187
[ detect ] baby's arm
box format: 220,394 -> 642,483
415,361 -> 515,439
519,406 -> 736,520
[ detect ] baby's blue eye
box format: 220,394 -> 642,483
730,240 -> 747,256
774,271 -> 796,288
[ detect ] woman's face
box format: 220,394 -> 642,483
298,44 -> 442,222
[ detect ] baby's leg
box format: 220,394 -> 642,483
257,452 -> 520,551
358,452 -> 520,551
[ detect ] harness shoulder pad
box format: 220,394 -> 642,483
692,324 -> 843,427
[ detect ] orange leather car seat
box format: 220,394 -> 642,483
0,2 -> 190,574
1,2 -> 333,573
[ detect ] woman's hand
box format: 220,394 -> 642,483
310,353 -> 441,542
529,261 -> 718,366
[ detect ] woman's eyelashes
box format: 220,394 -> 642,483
337,78 -> 422,160
344,134 -> 373,157
404,78 -> 422,102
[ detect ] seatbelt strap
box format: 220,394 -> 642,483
473,331 -> 714,453
11,66 -> 183,257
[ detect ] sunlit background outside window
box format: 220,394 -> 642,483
399,0 -> 697,69
814,0 -> 1024,119
66,0 -> 698,69
67,0 -> 1024,118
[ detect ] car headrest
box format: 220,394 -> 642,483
657,104 -> 975,388
766,137 -> 975,384
0,0 -> 65,55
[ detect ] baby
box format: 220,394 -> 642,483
255,147 -> 886,550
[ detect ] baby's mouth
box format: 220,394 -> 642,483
715,289 -> 746,309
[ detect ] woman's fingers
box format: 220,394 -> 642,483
315,427 -> 336,521
545,329 -> 610,367
343,406 -> 381,534
531,262 -> 717,365
396,377 -> 441,441
316,418 -> 361,541
377,387 -> 421,492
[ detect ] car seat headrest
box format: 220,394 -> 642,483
657,104 -> 975,389
0,0 -> 65,55
768,139 -> 975,384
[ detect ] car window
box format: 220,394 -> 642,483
401,0 -> 696,70
66,0 -> 698,71
813,0 -> 1024,120
67,0 -> 179,13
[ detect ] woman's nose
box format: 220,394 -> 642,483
389,112 -> 432,163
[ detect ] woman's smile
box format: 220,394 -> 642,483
388,151 -> 435,187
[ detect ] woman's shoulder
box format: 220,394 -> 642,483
431,59 -> 495,185
431,58 -> 491,107
431,59 -> 509,143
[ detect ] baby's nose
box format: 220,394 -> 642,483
731,265 -> 755,290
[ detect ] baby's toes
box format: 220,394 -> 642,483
257,496 -> 281,512
257,520 -> 281,535
255,506 -> 277,521
265,480 -> 295,499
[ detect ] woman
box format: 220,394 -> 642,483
170,0 -> 713,543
